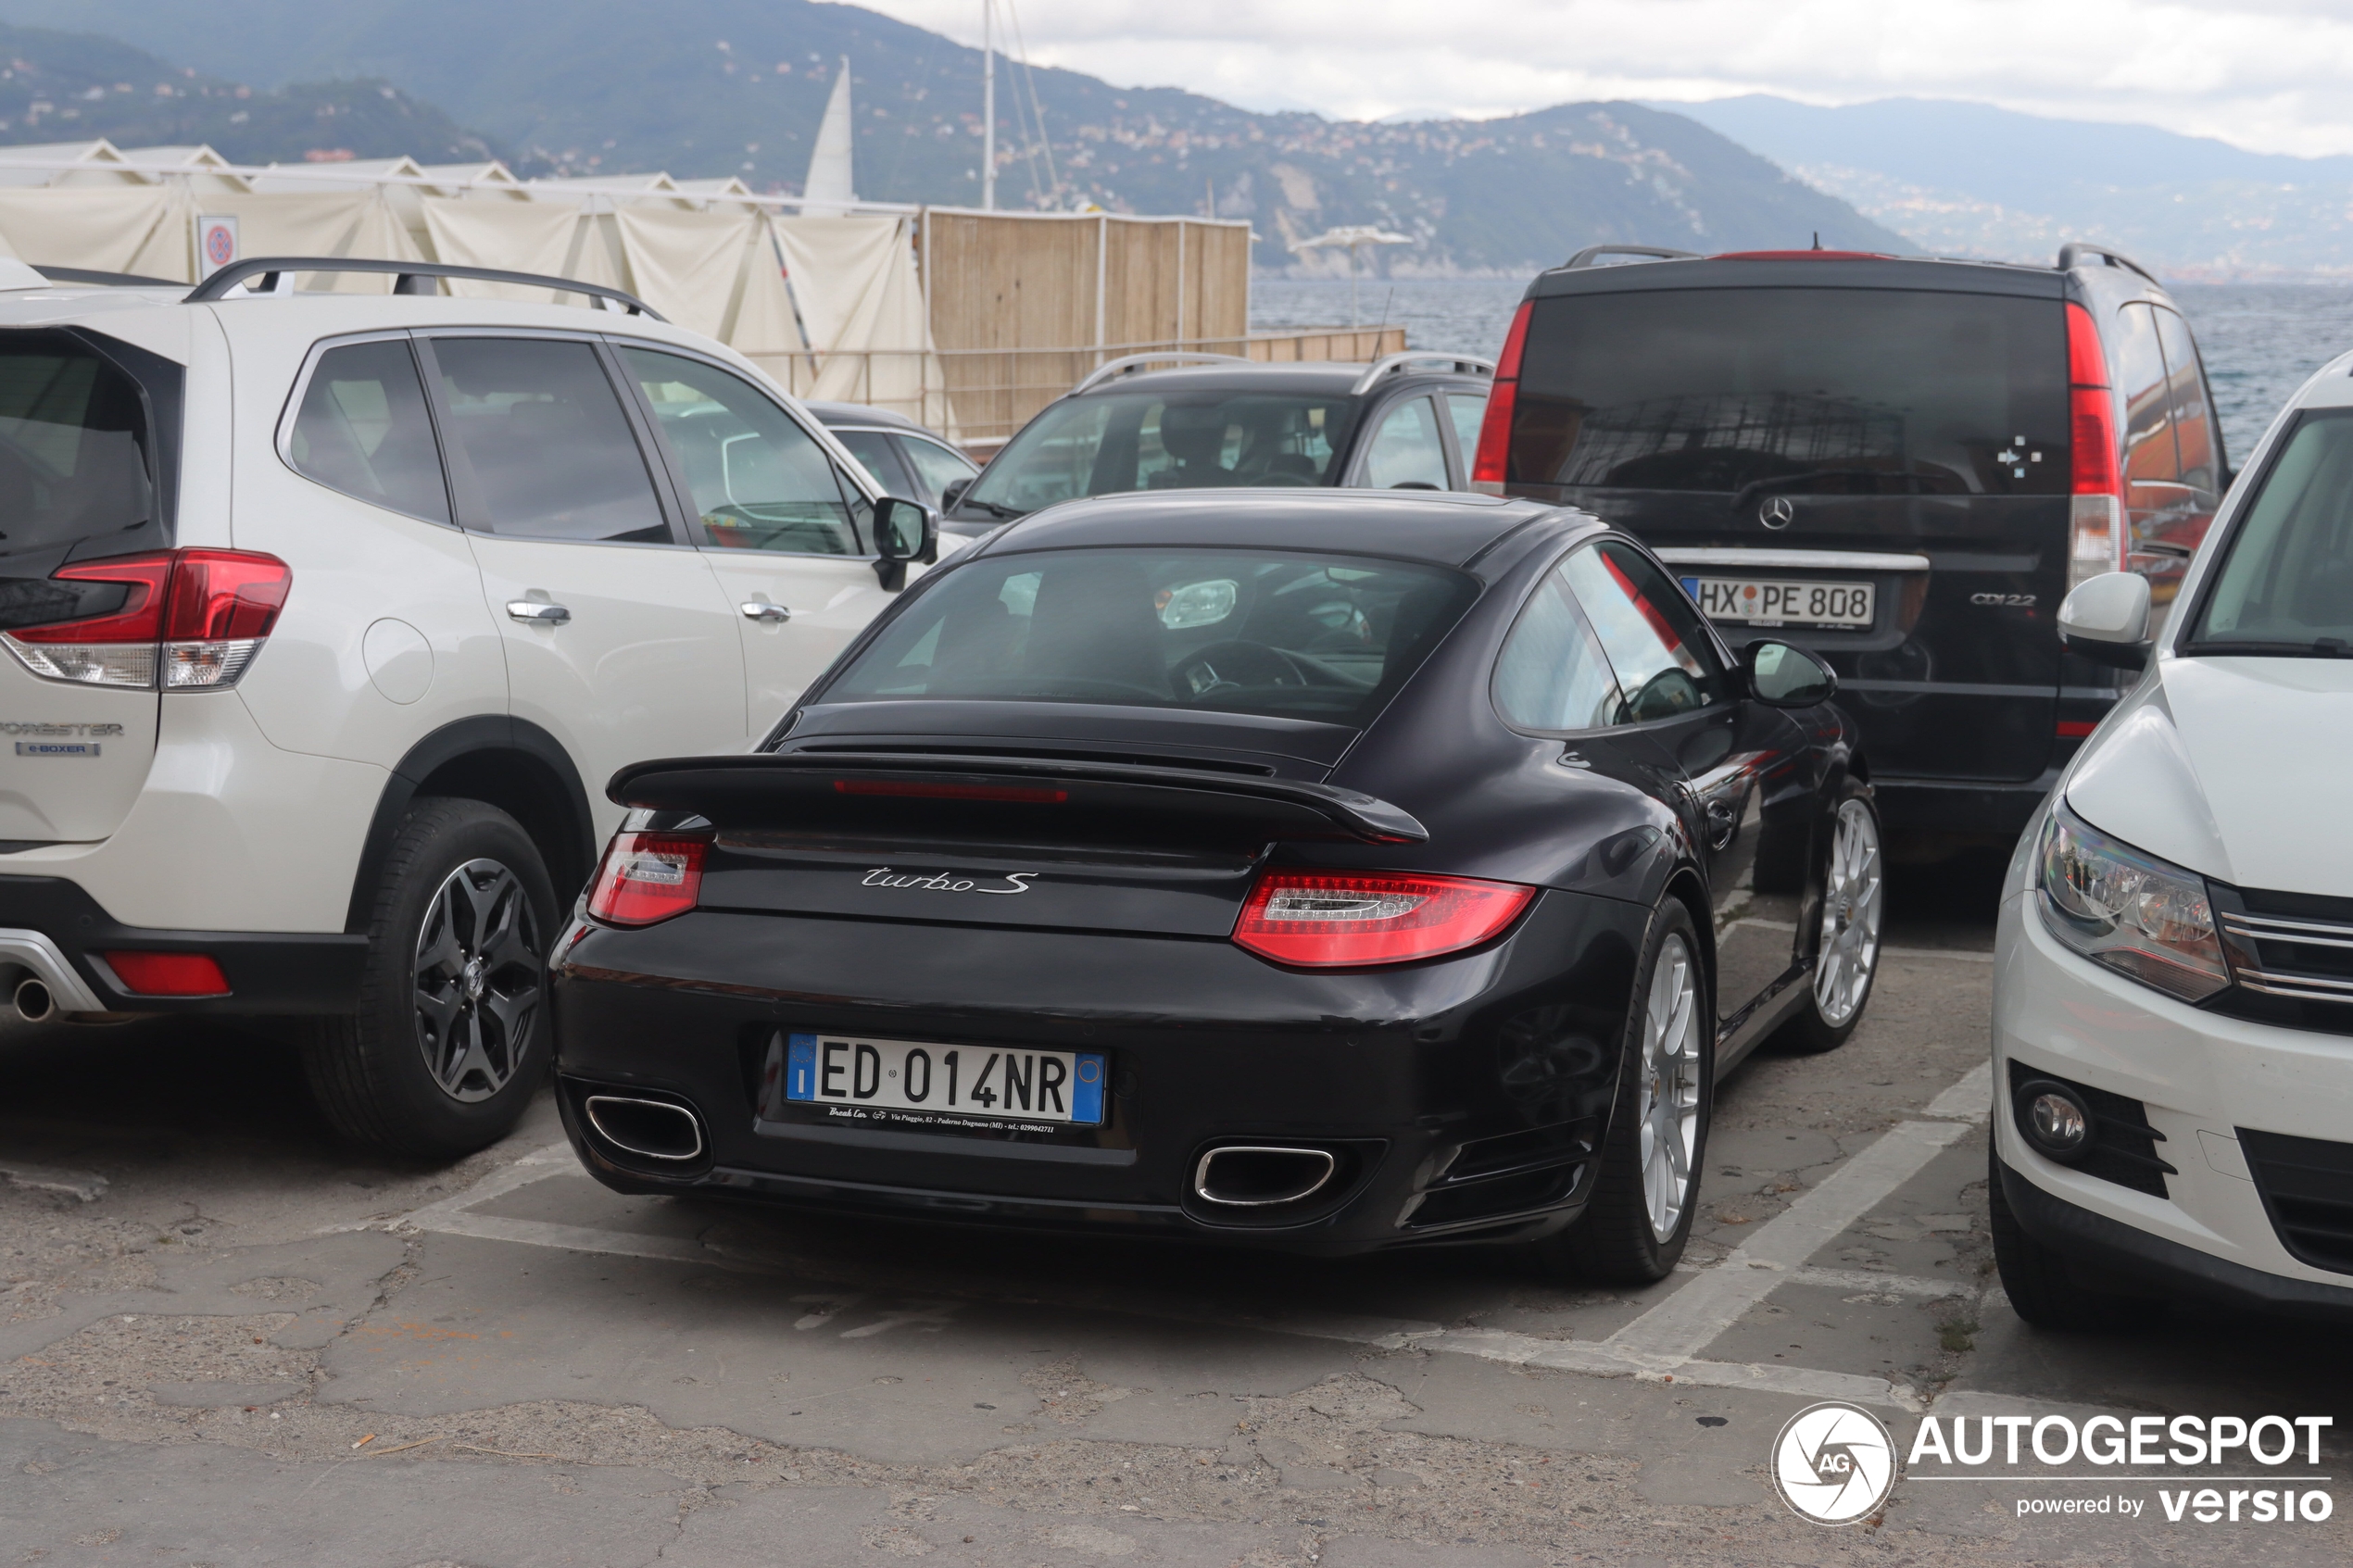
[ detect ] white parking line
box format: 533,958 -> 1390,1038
378,1060 -> 1997,1412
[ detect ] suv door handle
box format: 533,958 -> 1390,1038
507,600 -> 572,624
740,601 -> 792,622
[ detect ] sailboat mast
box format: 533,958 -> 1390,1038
981,0 -> 996,211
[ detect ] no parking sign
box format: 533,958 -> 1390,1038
197,215 -> 238,277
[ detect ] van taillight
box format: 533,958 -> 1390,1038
2064,302 -> 2125,590
1,548 -> 293,690
1470,299 -> 1533,494
586,833 -> 710,926
1232,870 -> 1534,967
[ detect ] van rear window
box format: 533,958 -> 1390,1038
1506,288 -> 2068,497
0,331 -> 157,562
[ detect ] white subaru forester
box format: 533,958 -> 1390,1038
0,256 -> 937,1160
1992,350 -> 2353,1326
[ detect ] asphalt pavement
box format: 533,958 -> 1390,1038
3,851 -> 2348,1566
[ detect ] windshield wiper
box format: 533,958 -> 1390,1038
1726,470 -> 1923,516
958,497 -> 1027,521
2184,637 -> 2353,658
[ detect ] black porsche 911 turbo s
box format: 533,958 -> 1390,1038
547,490 -> 1884,1283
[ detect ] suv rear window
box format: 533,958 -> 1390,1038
0,331 -> 157,563
822,547 -> 1476,726
964,391 -> 1359,516
1506,288 -> 2068,498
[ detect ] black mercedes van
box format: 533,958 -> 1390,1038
1471,243 -> 2226,857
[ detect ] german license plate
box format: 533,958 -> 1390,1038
1680,576 -> 1875,630
783,1033 -> 1107,1126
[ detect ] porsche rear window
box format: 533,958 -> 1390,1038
823,547 -> 1478,726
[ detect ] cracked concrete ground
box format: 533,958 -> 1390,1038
4,856 -> 2349,1566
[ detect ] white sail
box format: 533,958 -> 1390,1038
801,56 -> 857,216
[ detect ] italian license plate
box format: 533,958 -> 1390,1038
783,1033 -> 1107,1126
1680,576 -> 1875,630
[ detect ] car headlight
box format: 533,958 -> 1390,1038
2037,801 -> 2230,1003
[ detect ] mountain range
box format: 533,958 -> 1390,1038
0,0 -> 1902,270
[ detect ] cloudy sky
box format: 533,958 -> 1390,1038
858,0 -> 2353,157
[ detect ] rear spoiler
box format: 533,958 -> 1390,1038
608,751 -> 1428,846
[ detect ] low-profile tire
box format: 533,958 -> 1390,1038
1987,1146 -> 2161,1332
1528,897 -> 1711,1286
1773,784 -> 1884,1055
300,797 -> 557,1162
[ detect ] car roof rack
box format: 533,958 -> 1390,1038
2056,243 -> 2161,286
33,264 -> 182,287
184,257 -> 664,319
1562,244 -> 1700,270
1350,351 -> 1495,396
1072,351 -> 1249,395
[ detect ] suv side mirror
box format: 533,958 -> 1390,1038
1744,639 -> 1837,707
871,496 -> 938,590
2057,571 -> 2152,671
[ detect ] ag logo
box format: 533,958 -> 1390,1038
1759,495 -> 1796,530
1769,1400 -> 1897,1525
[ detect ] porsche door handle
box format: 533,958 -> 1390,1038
740,601 -> 792,622
506,600 -> 572,624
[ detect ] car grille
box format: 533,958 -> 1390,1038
2208,884 -> 2353,1035
2007,1060 -> 2173,1198
2235,1129 -> 2353,1275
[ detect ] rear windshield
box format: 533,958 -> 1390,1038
1506,288 -> 2069,498
0,331 -> 156,563
963,390 -> 1359,517
2186,410 -> 2353,653
821,546 -> 1478,726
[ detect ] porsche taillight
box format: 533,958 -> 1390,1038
586,833 -> 711,926
1232,870 -> 1535,967
1,548 -> 292,689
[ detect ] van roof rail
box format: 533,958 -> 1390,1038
185,257 -> 664,318
1072,351 -> 1249,395
1350,351 -> 1495,395
1562,245 -> 1700,270
2056,244 -> 2161,286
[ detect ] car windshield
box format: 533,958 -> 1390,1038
962,390 -> 1358,515
1506,287 -> 2069,496
2186,410 -> 2353,653
821,547 -> 1478,725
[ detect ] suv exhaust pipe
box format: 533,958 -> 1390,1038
13,977 -> 53,1023
1193,1145 -> 1339,1207
583,1095 -> 707,1162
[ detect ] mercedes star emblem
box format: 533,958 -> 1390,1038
1760,495 -> 1797,530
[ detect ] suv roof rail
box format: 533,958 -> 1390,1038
1563,244 -> 1700,270
34,264 -> 182,287
185,257 -> 665,318
2057,243 -> 2161,286
1350,351 -> 1495,396
1073,351 -> 1249,395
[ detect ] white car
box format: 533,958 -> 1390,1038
0,256 -> 938,1160
1991,352 -> 2353,1326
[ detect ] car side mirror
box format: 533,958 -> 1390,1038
872,496 -> 938,590
2057,571 -> 2152,671
940,476 -> 973,510
1744,639 -> 1837,707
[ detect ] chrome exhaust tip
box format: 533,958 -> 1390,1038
1193,1145 -> 1339,1207
13,977 -> 53,1023
583,1095 -> 706,1161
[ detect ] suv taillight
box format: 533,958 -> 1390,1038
1469,299 -> 1532,494
585,833 -> 711,926
1232,869 -> 1534,967
2065,302 -> 2125,591
2,549 -> 293,690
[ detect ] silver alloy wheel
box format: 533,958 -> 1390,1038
413,857 -> 542,1103
1639,932 -> 1704,1244
1813,798 -> 1885,1028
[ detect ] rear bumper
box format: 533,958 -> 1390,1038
549,889 -> 1648,1254
0,875 -> 367,1015
1873,771 -> 2057,838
